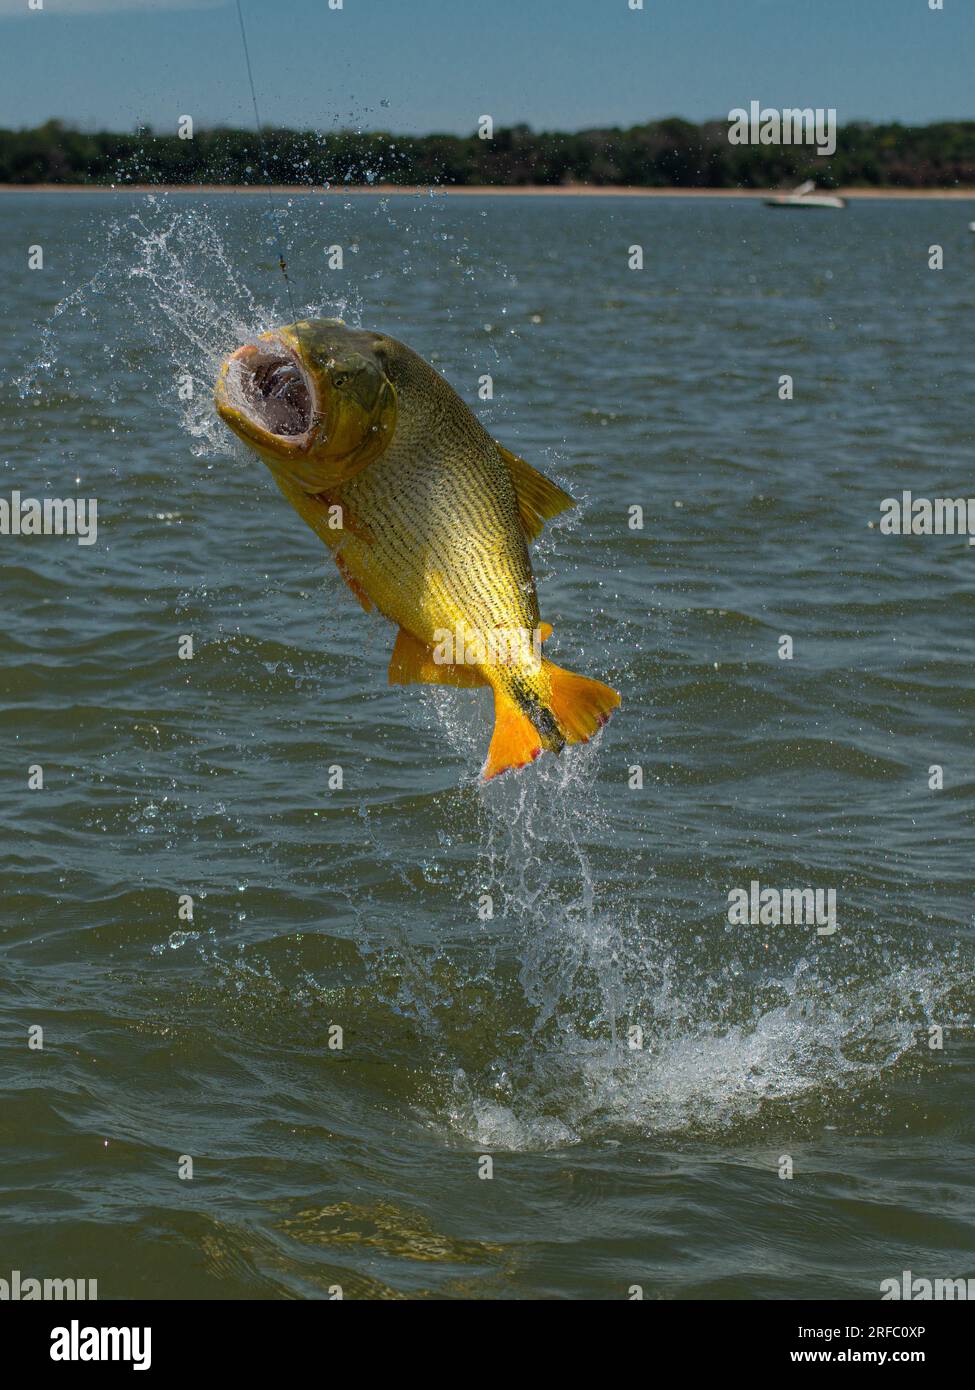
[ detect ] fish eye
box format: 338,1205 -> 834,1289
332,372 -> 350,388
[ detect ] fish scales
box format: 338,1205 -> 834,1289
335,340 -> 538,650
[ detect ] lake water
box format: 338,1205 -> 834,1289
1,190 -> 973,1299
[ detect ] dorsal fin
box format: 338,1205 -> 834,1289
496,443 -> 575,542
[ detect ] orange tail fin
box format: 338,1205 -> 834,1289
544,659 -> 621,744
481,661 -> 620,781
482,686 -> 546,781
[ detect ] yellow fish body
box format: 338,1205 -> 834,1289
215,319 -> 619,778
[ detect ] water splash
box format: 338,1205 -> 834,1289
16,267 -> 111,401
387,701 -> 971,1151
17,196 -> 361,458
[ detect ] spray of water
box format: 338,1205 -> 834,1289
398,684 -> 969,1151
18,197 -> 361,459
440,756 -> 967,1149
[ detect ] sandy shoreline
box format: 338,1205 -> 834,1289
2,183 -> 975,200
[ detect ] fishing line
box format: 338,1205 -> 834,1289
233,0 -> 302,328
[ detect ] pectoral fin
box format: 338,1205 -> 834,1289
274,475 -> 374,548
497,443 -> 575,542
388,626 -> 485,688
313,492 -> 375,546
334,551 -> 373,612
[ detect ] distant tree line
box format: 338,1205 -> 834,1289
2,118 -> 975,188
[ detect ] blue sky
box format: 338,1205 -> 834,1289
0,0 -> 972,134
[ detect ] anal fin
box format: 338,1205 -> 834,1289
388,627 -> 485,688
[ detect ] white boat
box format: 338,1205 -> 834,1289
765,179 -> 846,210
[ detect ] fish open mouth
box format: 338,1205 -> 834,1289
223,339 -> 315,441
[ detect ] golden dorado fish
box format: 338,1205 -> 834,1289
214,319 -> 619,779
